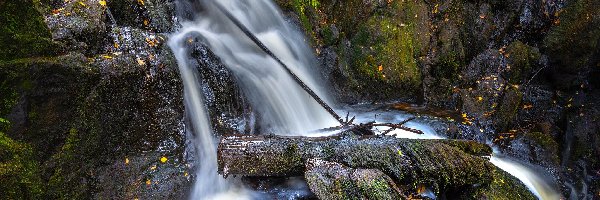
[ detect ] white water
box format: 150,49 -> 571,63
342,105 -> 561,200
490,153 -> 562,200
175,0 -> 338,135
170,0 -> 339,199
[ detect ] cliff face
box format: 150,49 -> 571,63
275,0 -> 599,198
1,0 -> 190,199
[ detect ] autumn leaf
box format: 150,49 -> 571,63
378,65 -> 383,72
136,58 -> 146,66
125,157 -> 129,164
78,1 -> 87,7
160,156 -> 167,163
137,0 -> 144,6
99,0 -> 106,6
52,8 -> 63,15
146,179 -> 151,185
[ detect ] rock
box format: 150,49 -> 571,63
304,158 -> 405,200
44,0 -> 107,54
544,0 -> 600,90
0,0 -> 58,60
106,0 -> 176,33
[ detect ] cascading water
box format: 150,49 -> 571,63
175,0 -> 338,135
489,152 -> 561,200
170,0 -> 339,199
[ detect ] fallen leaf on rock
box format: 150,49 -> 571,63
136,58 -> 146,66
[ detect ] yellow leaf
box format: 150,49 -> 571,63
113,42 -> 119,48
160,156 -> 167,163
151,165 -> 157,170
143,19 -> 149,26
78,1 -> 87,7
136,58 -> 146,66
417,185 -> 426,194
477,96 -> 483,102
99,0 -> 106,6
146,179 -> 151,185
378,65 -> 383,72
184,172 -> 188,177
125,157 -> 129,164
102,55 -> 113,59
137,0 -> 144,6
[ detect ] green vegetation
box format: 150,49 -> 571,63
544,0 -> 600,73
506,41 -> 541,84
0,0 -> 57,61
0,130 -> 44,199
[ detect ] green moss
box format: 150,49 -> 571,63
506,41 -> 541,84
466,167 -> 536,200
523,132 -> 560,164
0,131 -> 44,199
357,177 -> 395,199
494,86 -> 523,131
544,0 -> 600,72
0,0 -> 57,61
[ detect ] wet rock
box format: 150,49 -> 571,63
44,0 -> 107,54
107,0 -> 176,33
304,158 -> 404,200
184,37 -> 251,135
94,153 -> 190,199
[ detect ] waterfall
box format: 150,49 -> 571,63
169,0 -> 339,199
175,0 -> 338,135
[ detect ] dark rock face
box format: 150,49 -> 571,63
0,0 -> 192,199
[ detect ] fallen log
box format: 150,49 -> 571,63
218,133 -> 494,188
218,133 -> 536,199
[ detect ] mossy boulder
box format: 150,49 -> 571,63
0,0 -> 57,61
276,0 -> 429,102
0,130 -> 44,199
305,158 -> 404,200
544,0 -> 600,89
505,41 -> 541,84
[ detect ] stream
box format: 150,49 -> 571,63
169,0 -> 561,199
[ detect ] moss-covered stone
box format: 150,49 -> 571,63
460,167 -> 536,200
305,158 -> 404,200
0,0 -> 57,61
505,41 -> 541,84
544,0 -> 600,72
523,131 -> 560,165
0,131 -> 44,199
494,86 -> 523,132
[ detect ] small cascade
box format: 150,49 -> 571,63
169,0 -> 340,199
490,153 -> 561,200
